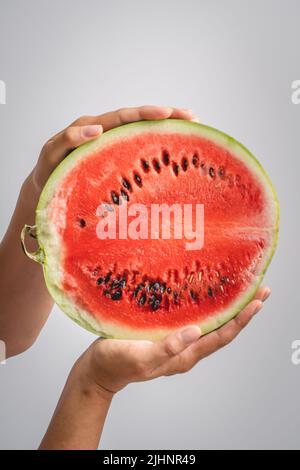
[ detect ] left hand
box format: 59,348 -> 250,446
30,105 -> 197,195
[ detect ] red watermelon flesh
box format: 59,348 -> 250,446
32,120 -> 279,340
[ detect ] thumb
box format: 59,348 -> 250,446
34,124 -> 103,191
50,124 -> 103,160
40,124 -> 103,170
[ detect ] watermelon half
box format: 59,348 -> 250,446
22,120 -> 279,341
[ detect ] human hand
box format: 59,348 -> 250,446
74,287 -> 271,399
39,286 -> 270,450
28,105 -> 197,195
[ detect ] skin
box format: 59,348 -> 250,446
0,105 -> 271,449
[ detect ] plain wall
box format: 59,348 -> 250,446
0,0 -> 299,449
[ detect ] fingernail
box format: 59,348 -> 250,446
262,288 -> 271,302
181,326 -> 201,345
254,301 -> 263,315
82,124 -> 102,138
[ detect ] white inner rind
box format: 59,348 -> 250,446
36,120 -> 279,341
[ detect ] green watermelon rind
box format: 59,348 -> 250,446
34,119 -> 279,341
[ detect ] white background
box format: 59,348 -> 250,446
0,0 -> 299,449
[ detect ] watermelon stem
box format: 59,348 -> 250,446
21,224 -> 45,264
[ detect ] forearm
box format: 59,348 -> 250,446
39,358 -> 113,450
0,173 -> 53,357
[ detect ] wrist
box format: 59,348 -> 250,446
69,350 -> 115,405
21,171 -> 41,206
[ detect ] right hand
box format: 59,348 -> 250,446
73,286 -> 270,400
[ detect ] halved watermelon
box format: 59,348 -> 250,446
22,120 -> 279,340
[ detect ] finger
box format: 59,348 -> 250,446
72,106 -> 173,130
96,106 -> 174,131
155,299 -> 263,377
168,107 -> 198,121
149,325 -> 201,368
249,286 -> 271,302
42,124 -> 103,166
256,286 -> 271,302
190,299 -> 263,361
72,106 -> 197,131
101,106 -> 197,128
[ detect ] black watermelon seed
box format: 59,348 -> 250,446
138,292 -> 146,306
112,279 -> 125,289
173,291 -> 178,299
122,178 -> 132,191
207,287 -> 213,297
79,218 -> 86,227
162,150 -> 170,166
96,277 -> 104,285
148,294 -> 156,304
220,276 -> 228,284
218,167 -> 225,178
103,290 -> 111,297
104,273 -> 111,284
153,159 -> 161,172
137,283 -> 145,291
190,289 -> 198,301
167,287 -> 172,294
148,293 -> 161,309
111,289 -> 122,301
209,167 -> 215,178
192,154 -> 199,167
151,282 -> 160,292
111,279 -> 121,289
151,299 -> 161,311
141,159 -> 150,172
120,189 -> 129,201
172,162 -> 179,176
133,289 -> 138,298
111,191 -> 120,205
134,173 -> 142,187
181,158 -> 188,172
